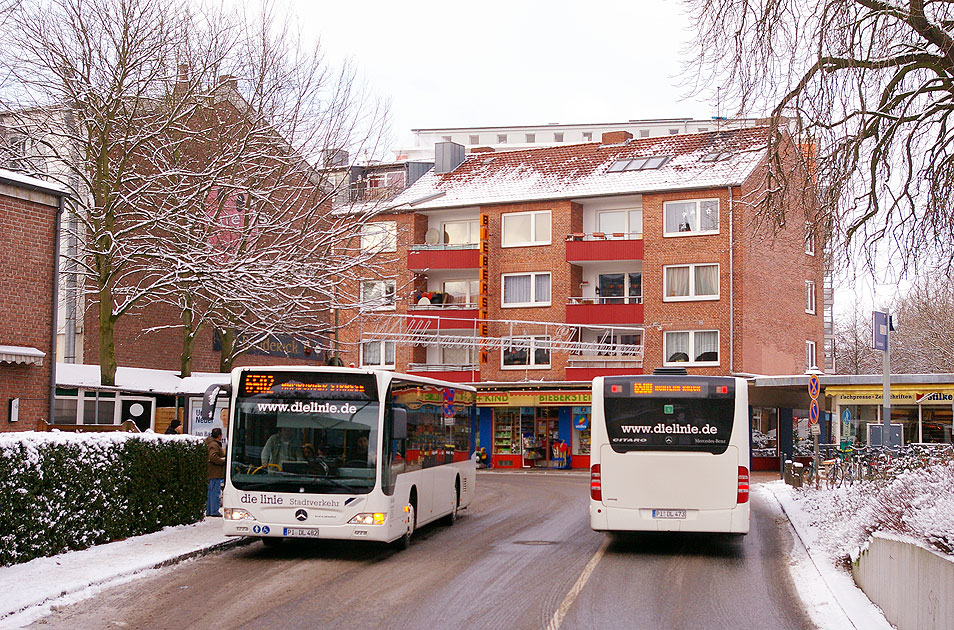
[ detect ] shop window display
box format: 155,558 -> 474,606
572,406 -> 590,459
752,407 -> 778,457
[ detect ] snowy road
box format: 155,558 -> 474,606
22,474 -> 815,630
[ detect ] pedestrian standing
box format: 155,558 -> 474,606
164,418 -> 181,435
205,428 -> 226,517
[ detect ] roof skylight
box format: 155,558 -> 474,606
606,155 -> 671,173
700,151 -> 735,162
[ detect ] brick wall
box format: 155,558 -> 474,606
0,182 -> 59,430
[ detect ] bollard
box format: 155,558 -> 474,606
792,462 -> 803,488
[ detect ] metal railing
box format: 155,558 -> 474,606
407,363 -> 479,372
566,231 -> 642,241
567,296 -> 643,305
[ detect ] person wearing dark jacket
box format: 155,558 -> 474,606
164,419 -> 181,434
205,428 -> 226,517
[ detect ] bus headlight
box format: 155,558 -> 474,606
348,513 -> 387,525
224,508 -> 253,520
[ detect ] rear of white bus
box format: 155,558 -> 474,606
589,374 -> 750,534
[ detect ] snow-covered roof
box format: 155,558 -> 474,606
56,363 -> 229,395
388,127 -> 771,210
0,168 -> 70,197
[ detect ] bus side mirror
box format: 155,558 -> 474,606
201,383 -> 232,423
393,408 -> 407,440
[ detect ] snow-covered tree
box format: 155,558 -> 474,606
0,0 -> 391,383
685,0 -> 954,274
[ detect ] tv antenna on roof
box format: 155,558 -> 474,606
712,87 -> 727,131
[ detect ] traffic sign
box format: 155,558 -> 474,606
808,374 -> 820,400
809,399 -> 819,424
872,311 -> 889,351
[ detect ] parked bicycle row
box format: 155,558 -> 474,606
793,442 -> 954,489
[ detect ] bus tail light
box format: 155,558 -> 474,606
737,466 -> 750,504
590,464 -> 602,501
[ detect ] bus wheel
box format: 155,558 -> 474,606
262,537 -> 283,548
393,504 -> 415,550
443,477 -> 460,526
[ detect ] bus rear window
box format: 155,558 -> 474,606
603,397 -> 735,454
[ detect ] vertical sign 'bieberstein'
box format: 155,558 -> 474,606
478,214 -> 490,364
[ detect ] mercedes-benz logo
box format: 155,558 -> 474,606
295,509 -> 307,522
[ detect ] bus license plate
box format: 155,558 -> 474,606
283,527 -> 320,538
652,509 -> 686,519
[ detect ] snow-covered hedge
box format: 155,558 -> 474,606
0,431 -> 207,566
794,458 -> 954,562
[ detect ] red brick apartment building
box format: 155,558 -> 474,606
336,128 -> 825,468
0,170 -> 69,431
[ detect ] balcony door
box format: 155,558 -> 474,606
598,272 -> 642,304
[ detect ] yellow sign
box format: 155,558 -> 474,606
476,391 -> 592,406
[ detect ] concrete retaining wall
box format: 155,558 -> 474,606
852,533 -> 954,630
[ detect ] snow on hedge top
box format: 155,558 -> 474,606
388,127 -> 772,210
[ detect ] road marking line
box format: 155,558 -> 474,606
546,536 -> 609,630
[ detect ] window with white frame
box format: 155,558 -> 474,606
442,344 -> 477,366
502,272 -> 551,307
502,336 -> 551,368
582,132 -> 593,141
443,279 -> 479,306
805,340 -> 817,370
664,330 -> 720,365
597,272 -> 642,304
362,340 -> 395,368
663,263 -> 720,301
554,132 -> 564,142
663,199 -> 720,236
525,133 -> 536,143
361,279 -> 396,310
597,209 -> 642,237
360,222 -> 397,253
805,280 -> 816,314
497,134 -> 508,143
442,219 -> 479,245
805,222 -> 816,255
501,210 -> 551,247
469,135 -> 479,144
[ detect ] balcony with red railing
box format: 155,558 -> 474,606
406,301 -> 480,331
565,296 -> 644,326
565,232 -> 643,263
407,243 -> 480,271
565,352 -> 644,380
406,363 -> 480,383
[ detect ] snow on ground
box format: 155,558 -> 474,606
4,475 -> 941,629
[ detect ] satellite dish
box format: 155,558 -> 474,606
424,228 -> 441,245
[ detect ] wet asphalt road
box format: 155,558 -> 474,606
27,473 -> 813,630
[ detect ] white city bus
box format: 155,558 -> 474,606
202,367 -> 477,548
589,371 -> 750,534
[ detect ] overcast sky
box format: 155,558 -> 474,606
303,0 -> 708,149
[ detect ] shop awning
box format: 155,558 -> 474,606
826,384 -> 954,404
0,345 -> 45,366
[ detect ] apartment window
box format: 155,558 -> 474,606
502,336 -> 551,368
639,129 -> 650,138
554,132 -> 564,142
361,279 -> 396,310
669,128 -> 679,135
525,133 -> 536,143
697,127 -> 708,132
805,222 -> 816,255
442,344 -> 476,366
805,280 -> 816,314
469,135 -> 480,145
497,134 -> 508,144
443,279 -> 479,306
442,219 -> 479,245
502,272 -> 551,307
664,199 -> 720,236
501,210 -> 551,247
597,272 -> 642,304
664,330 -> 720,366
595,331 -> 643,355
362,340 -> 395,368
806,341 -> 817,370
582,132 -> 593,141
360,221 -> 397,253
664,264 -> 720,301
598,209 -> 642,237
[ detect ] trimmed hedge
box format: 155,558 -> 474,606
0,431 -> 207,566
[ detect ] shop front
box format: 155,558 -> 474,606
475,385 -> 592,469
826,385 -> 954,446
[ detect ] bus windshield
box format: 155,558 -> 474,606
603,378 -> 735,454
229,372 -> 380,494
